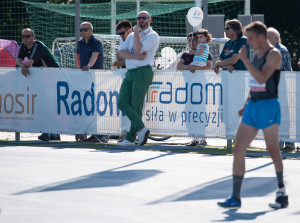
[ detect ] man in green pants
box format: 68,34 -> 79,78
117,11 -> 159,146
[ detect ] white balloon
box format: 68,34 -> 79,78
161,47 -> 177,59
155,57 -> 173,69
187,7 -> 203,27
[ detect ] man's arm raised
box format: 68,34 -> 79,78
239,45 -> 281,84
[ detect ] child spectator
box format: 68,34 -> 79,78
189,29 -> 212,67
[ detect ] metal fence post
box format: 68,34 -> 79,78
15,132 -> 20,141
227,139 -> 232,150
75,0 -> 80,45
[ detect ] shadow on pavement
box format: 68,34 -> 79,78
212,209 -> 274,222
173,176 -> 277,201
148,161 -> 276,204
15,169 -> 161,194
14,153 -> 171,195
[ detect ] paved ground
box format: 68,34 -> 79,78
0,131 -> 272,148
0,143 -> 299,223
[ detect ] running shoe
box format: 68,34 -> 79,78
138,127 -> 150,146
217,194 -> 241,209
269,189 -> 289,209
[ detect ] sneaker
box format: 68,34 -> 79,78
186,140 -> 197,146
84,135 -> 100,142
217,194 -> 241,209
197,140 -> 207,147
50,133 -> 61,141
269,189 -> 289,209
285,142 -> 295,149
138,127 -> 150,146
75,134 -> 87,142
38,133 -> 50,141
120,130 -> 127,141
96,135 -> 109,143
282,146 -> 294,152
117,140 -> 135,146
281,142 -> 295,152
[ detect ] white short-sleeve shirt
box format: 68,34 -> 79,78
118,38 -> 126,51
118,27 -> 159,69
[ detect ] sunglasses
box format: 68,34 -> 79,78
225,27 -> 231,31
118,30 -> 128,36
137,16 -> 149,21
22,35 -> 32,39
80,28 -> 90,32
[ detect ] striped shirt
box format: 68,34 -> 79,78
193,43 -> 209,63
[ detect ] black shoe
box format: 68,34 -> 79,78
109,135 -> 120,140
84,135 -> 108,143
38,133 -> 50,141
269,190 -> 289,209
186,140 -> 197,146
281,146 -> 295,152
50,134 -> 61,141
84,135 -> 99,142
197,140 -> 207,147
98,135 -> 109,143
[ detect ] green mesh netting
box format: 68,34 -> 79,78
21,1 -> 196,19
15,0 -> 244,47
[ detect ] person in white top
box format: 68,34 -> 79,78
113,20 -> 133,68
117,11 -> 159,146
112,20 -> 133,141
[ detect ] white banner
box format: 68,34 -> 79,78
0,67 -> 299,141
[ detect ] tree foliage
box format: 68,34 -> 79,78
251,0 -> 300,70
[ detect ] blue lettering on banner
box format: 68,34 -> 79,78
181,109 -> 223,127
146,81 -> 222,105
71,90 -> 82,115
83,83 -> 95,116
57,81 -> 70,115
57,81 -> 120,117
145,80 -> 224,127
96,91 -> 107,116
56,80 -> 224,128
144,106 -> 224,127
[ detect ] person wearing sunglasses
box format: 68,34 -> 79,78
213,19 -> 250,74
76,22 -> 104,143
16,28 -> 60,141
111,20 -> 133,142
113,20 -> 133,68
16,28 -> 59,76
117,11 -> 159,146
76,22 -> 103,71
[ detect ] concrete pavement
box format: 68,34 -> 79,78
0,145 -> 299,223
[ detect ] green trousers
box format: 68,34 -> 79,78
117,65 -> 153,142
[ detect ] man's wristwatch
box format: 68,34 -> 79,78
87,64 -> 92,68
